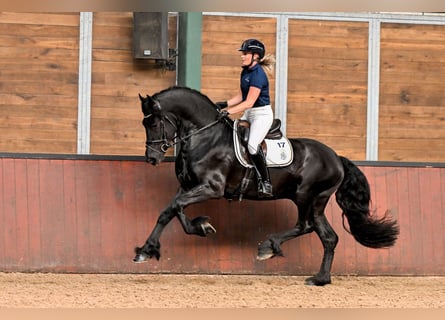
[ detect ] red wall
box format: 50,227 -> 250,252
1,156 -> 444,275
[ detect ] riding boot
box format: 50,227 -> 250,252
250,148 -> 273,198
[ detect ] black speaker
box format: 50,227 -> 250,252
133,12 -> 169,60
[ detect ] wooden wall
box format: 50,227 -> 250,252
2,12 -> 445,162
90,12 -> 177,156
201,15 -> 276,113
1,156 -> 444,275
286,19 -> 369,160
379,22 -> 445,162
0,12 -> 80,154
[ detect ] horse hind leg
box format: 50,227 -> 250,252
256,190 -> 338,286
304,194 -> 339,286
257,193 -> 315,261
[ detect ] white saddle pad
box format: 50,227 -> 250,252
233,119 -> 294,168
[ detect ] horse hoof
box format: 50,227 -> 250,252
201,222 -> 216,235
133,253 -> 149,263
256,252 -> 274,261
304,276 -> 331,286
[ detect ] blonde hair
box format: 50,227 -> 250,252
258,53 -> 275,76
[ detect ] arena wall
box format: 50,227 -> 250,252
2,12 -> 445,276
1,156 -> 444,275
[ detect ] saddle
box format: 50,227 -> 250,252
233,119 -> 293,168
237,119 -> 283,146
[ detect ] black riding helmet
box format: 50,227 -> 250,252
238,39 -> 265,59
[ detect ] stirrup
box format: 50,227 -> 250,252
258,180 -> 273,198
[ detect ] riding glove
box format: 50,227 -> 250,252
217,110 -> 230,122
215,101 -> 228,110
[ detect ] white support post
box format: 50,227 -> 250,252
366,18 -> 381,161
274,15 -> 289,135
77,12 -> 93,154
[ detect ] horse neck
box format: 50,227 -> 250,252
162,94 -> 216,127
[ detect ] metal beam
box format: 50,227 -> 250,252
177,12 -> 202,90
77,12 -> 93,154
274,15 -> 289,135
366,18 -> 381,161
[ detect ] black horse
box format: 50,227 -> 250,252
134,86 -> 399,286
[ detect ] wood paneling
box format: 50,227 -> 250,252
2,12 -> 445,163
0,13 -> 80,154
1,157 -> 444,275
379,23 -> 445,162
286,19 -> 369,160
89,12 -> 177,156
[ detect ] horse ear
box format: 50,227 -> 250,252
139,93 -> 161,115
140,93 -> 151,115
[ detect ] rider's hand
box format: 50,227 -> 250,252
217,110 -> 230,122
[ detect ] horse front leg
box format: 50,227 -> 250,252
174,183 -> 220,236
133,183 -> 222,263
133,204 -> 178,262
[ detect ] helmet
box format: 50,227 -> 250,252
238,39 -> 265,59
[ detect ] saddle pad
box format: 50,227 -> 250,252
233,120 -> 294,168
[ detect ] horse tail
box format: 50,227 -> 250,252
335,156 -> 399,248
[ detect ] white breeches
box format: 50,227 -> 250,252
241,105 -> 273,154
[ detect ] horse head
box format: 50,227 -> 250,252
139,93 -> 177,165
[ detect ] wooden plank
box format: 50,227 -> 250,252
0,159 -> 5,266
368,167 -> 392,274
0,46 -> 78,60
0,60 -> 79,72
73,160 -> 93,270
379,139 -> 445,162
13,159 -> 30,268
203,15 -> 277,34
0,93 -> 78,107
379,83 -> 445,95
418,168 -> 439,273
0,23 -> 79,38
288,35 -> 367,49
0,36 -> 78,50
38,160 -> 67,271
1,159 -> 17,268
93,12 -> 133,26
0,82 -> 78,96
380,71 -> 445,85
25,159 -> 42,269
0,12 -> 79,26
61,160 -> 78,270
0,158 -> 3,264
381,23 -> 445,42
288,19 -> 368,37
440,170 -> 445,273
406,169 -> 424,273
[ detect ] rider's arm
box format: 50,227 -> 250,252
226,86 -> 260,115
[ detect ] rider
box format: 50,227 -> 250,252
216,39 -> 276,198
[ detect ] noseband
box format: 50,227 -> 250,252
144,113 -> 177,154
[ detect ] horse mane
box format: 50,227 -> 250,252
153,86 -> 216,107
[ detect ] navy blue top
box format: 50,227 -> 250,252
240,64 -> 270,107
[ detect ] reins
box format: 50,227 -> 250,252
145,112 -> 221,153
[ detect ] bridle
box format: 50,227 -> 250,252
144,109 -> 220,155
